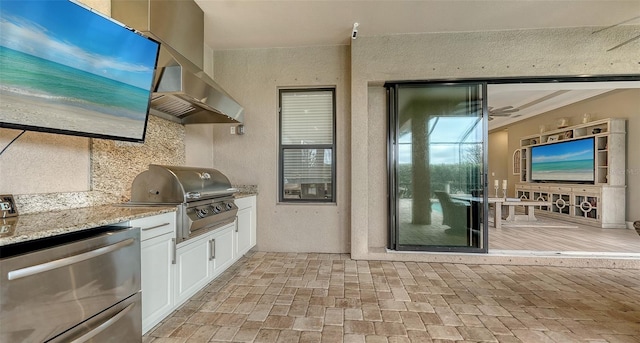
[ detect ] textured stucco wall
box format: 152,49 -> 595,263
212,46 -> 351,253
367,86 -> 388,249
185,124 -> 215,168
351,27 -> 640,259
0,129 -> 91,194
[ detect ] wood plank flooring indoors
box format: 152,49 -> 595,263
488,214 -> 640,253
398,199 -> 640,254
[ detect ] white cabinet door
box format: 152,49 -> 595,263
141,231 -> 174,334
135,211 -> 177,334
235,207 -> 252,257
210,224 -> 235,277
174,235 -> 210,306
234,195 -> 256,253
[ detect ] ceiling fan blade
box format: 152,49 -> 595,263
489,107 -> 520,116
492,106 -> 515,112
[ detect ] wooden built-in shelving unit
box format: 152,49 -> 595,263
515,118 -> 626,228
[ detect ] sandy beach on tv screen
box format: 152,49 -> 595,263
534,171 -> 593,181
0,91 -> 146,139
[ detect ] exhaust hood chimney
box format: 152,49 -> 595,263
111,0 -> 243,124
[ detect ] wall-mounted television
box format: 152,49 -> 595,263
531,137 -> 595,183
0,0 -> 160,142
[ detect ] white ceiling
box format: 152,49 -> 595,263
193,1 -> 640,129
195,0 -> 640,50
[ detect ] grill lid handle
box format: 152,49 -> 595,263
186,192 -> 201,199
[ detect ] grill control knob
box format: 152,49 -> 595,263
212,205 -> 222,213
225,203 -> 233,210
196,208 -> 208,218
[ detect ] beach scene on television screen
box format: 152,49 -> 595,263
531,139 -> 595,182
0,1 -> 158,140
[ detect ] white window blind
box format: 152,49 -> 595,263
281,91 -> 333,145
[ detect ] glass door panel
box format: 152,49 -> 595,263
389,83 -> 487,252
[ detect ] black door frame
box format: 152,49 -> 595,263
386,81 -> 488,253
386,74 -> 640,253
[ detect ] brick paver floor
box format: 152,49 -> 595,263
144,252 -> 640,342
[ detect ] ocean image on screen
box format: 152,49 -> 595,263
531,138 -> 594,182
0,1 -> 159,140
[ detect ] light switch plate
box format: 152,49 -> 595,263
0,194 -> 18,218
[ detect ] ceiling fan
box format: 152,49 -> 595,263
488,106 -> 520,120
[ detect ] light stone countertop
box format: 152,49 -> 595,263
234,192 -> 257,199
0,204 -> 176,247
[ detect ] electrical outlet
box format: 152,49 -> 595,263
230,126 -> 236,135
0,194 -> 18,218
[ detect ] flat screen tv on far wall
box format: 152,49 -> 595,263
0,0 -> 160,142
531,137 -> 595,183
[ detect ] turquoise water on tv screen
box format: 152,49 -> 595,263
531,138 -> 595,181
0,46 -> 151,121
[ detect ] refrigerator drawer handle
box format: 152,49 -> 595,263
69,302 -> 135,343
7,238 -> 135,281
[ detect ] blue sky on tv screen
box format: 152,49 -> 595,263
532,138 -> 594,163
0,0 -> 158,90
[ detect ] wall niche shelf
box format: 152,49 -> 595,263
516,118 -> 626,228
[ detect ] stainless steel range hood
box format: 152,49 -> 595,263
112,0 -> 243,124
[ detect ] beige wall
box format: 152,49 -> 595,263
504,89 -> 640,223
185,125 -> 215,168
211,46 -> 351,253
488,130 -> 510,196
367,86 -> 388,249
351,26 -> 640,260
0,129 -> 91,194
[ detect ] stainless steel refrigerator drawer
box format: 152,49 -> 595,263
48,292 -> 142,343
0,226 -> 141,343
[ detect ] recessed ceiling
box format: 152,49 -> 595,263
487,81 -> 640,130
195,0 -> 640,50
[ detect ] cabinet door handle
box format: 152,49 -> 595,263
235,217 -> 239,232
209,239 -> 216,261
171,238 -> 176,265
142,222 -> 170,231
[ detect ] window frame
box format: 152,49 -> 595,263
278,87 -> 337,203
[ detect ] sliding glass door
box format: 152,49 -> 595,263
387,82 -> 487,252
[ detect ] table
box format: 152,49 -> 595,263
449,195 -> 550,229
502,200 -> 551,225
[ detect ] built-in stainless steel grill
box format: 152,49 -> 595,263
130,165 -> 237,244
